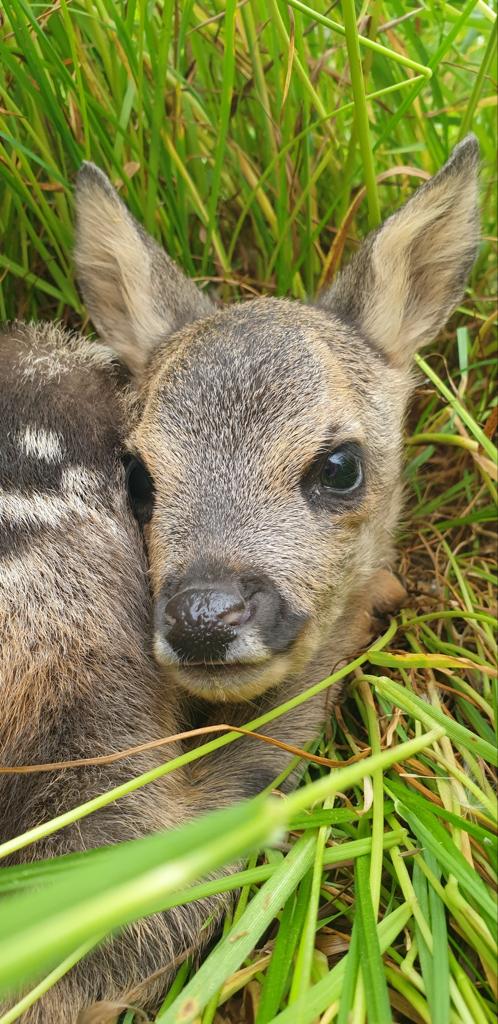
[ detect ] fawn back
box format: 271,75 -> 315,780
0,322 -> 232,1022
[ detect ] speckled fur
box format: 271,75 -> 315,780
75,137 -> 479,802
0,323 -> 234,1023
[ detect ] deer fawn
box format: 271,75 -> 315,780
75,136 -> 479,793
0,136 -> 479,1021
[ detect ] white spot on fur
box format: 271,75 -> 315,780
0,491 -> 66,529
0,490 -> 127,553
62,465 -> 103,495
228,632 -> 272,663
20,426 -> 63,461
0,468 -> 106,530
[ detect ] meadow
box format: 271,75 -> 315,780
0,2 -> 496,1022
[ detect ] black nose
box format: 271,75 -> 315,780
163,583 -> 251,662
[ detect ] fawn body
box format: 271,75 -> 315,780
0,323 -> 232,1022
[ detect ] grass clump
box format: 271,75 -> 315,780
0,2 -> 496,1023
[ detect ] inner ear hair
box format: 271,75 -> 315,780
317,135 -> 480,367
75,162 -> 214,375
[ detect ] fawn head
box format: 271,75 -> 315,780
75,137 -> 479,701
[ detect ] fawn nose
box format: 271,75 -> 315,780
163,583 -> 252,662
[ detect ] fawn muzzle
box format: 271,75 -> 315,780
154,569 -> 309,684
163,581 -> 251,662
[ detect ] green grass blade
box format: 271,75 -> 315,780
0,732 -> 443,997
268,903 -> 413,1024
373,675 -> 498,766
398,804 -> 497,933
157,833 -> 317,1024
342,0 -> 380,228
337,918 -> 360,1024
355,854 -> 393,1023
415,353 -> 498,463
287,0 -> 432,76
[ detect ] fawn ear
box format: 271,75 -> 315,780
318,136 -> 480,367
75,164 -> 213,375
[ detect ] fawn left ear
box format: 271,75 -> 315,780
318,135 -> 480,367
75,163 -> 214,375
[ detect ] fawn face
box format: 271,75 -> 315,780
76,138 -> 479,701
121,300 -> 406,701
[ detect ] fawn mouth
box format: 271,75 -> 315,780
168,657 -> 286,702
189,662 -> 248,672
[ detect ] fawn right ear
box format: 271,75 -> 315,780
318,136 -> 480,367
75,164 -> 214,375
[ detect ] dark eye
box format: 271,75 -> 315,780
319,446 -> 363,494
123,454 -> 155,524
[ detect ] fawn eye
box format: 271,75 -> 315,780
123,455 -> 155,524
319,445 -> 363,494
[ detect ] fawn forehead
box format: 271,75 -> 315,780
135,300 -> 381,468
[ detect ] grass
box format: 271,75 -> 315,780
0,2 -> 497,1023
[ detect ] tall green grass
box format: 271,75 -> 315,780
0,2 -> 497,1023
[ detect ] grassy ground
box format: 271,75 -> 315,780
0,2 -> 497,1023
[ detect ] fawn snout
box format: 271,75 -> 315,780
156,571 -> 306,663
162,580 -> 251,661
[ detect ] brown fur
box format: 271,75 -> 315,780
0,138 -> 478,1020
75,136 -> 480,798
0,323 -> 233,1022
